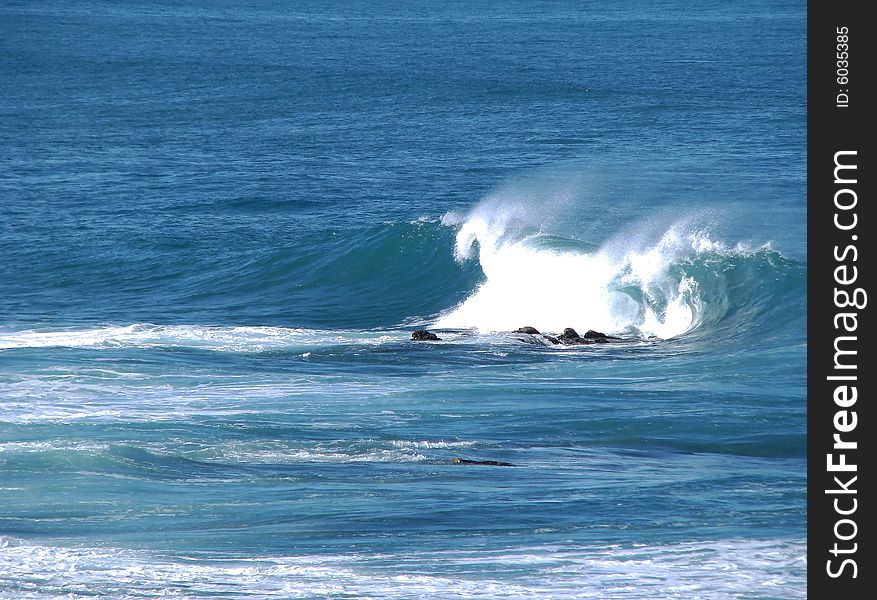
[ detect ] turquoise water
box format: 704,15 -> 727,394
1,1 -> 806,598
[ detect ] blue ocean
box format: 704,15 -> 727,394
1,1 -> 806,598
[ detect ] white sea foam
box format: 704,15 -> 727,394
0,376 -> 408,424
390,439 -> 477,450
0,440 -> 110,454
177,439 -> 442,465
0,324 -> 406,352
432,205 -> 735,338
0,537 -> 806,599
0,438 -> 474,464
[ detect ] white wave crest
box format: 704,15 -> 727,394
390,440 -> 477,449
433,209 -> 730,339
0,324 -> 406,352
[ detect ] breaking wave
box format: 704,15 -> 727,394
432,190 -> 803,341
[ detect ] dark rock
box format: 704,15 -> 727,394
508,326 -> 628,346
557,327 -> 592,344
583,329 -> 621,341
513,326 -> 541,335
452,457 -> 515,467
411,329 -> 441,341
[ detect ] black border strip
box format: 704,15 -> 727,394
808,0 -> 872,596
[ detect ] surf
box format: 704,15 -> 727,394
430,174 -> 804,343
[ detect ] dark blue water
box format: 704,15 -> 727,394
1,1 -> 806,597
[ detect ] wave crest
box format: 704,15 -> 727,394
433,205 -> 780,340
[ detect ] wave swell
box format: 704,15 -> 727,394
433,199 -> 802,341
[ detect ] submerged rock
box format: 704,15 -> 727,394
451,457 -> 515,467
411,329 -> 441,341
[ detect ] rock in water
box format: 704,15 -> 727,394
583,329 -> 621,342
511,326 -> 627,346
411,329 -> 441,341
557,327 -> 592,344
513,326 -> 541,335
451,457 -> 515,467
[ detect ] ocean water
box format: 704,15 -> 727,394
1,1 -> 806,598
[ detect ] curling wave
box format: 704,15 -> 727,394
432,200 -> 803,341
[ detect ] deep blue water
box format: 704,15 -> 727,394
1,1 -> 806,598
